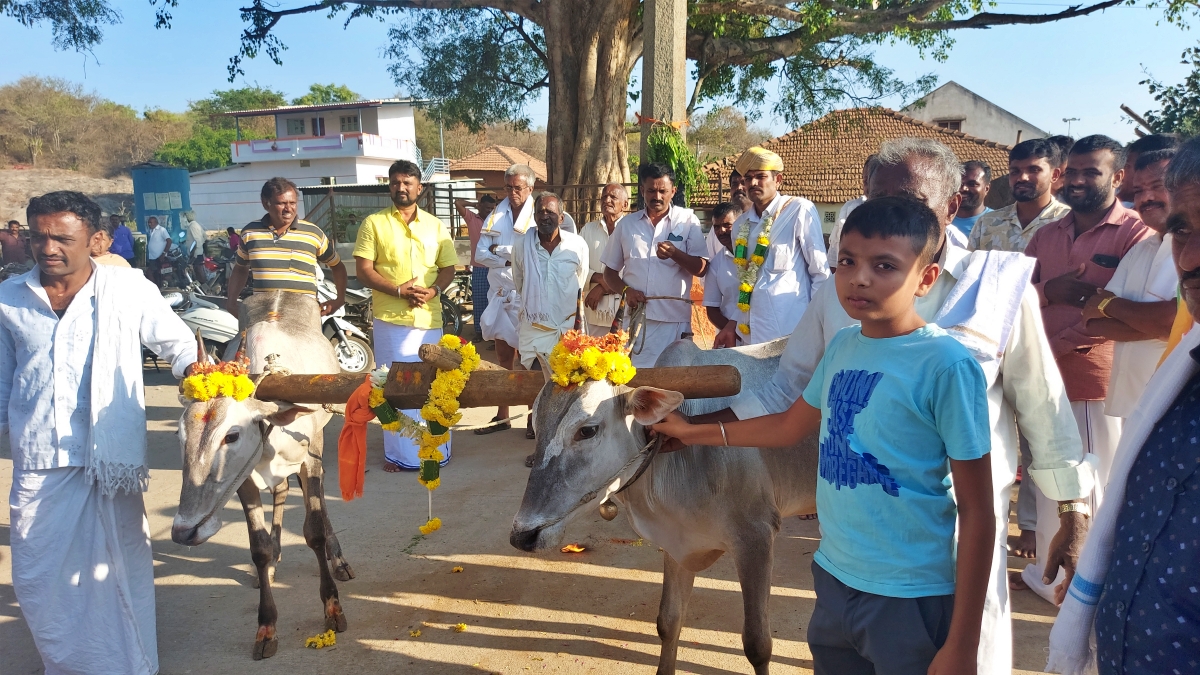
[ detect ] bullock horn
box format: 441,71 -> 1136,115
195,329 -> 210,365
572,288 -> 583,332
609,292 -> 627,335
233,330 -> 247,363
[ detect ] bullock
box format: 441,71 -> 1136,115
511,338 -> 819,674
171,291 -> 354,660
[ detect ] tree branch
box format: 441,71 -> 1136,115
496,10 -> 548,63
689,1 -> 1124,65
238,0 -> 543,27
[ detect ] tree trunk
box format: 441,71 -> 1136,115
541,0 -> 641,197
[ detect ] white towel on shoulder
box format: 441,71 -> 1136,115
1046,323 -> 1200,674
933,249 -> 1035,385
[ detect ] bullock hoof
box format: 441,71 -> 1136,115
332,560 -> 355,581
325,598 -> 348,632
253,637 -> 278,660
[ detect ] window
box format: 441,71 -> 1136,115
935,119 -> 963,132
339,115 -> 360,132
285,118 -> 305,136
299,160 -> 310,168
311,117 -> 326,136
824,211 -> 836,223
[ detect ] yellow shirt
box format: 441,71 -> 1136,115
353,206 -> 458,328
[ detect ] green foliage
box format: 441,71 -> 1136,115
644,125 -> 706,205
1,0 -> 120,52
1142,45 -> 1200,135
154,126 -> 243,173
187,85 -> 286,132
292,83 -> 360,106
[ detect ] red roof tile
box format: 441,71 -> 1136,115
449,145 -> 547,181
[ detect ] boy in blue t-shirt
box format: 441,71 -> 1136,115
652,196 -> 994,675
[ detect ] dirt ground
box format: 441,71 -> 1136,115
0,168 -> 133,224
0,363 -> 1059,674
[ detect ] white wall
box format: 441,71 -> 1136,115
814,202 -> 844,235
902,82 -> 1047,146
189,157 -> 360,230
355,158 -> 395,185
376,105 -> 416,144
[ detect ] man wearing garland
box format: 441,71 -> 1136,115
665,138 -> 1096,675
711,147 -> 829,346
354,160 -> 458,471
1,191 -> 198,674
475,164 -> 538,434
602,163 -> 708,368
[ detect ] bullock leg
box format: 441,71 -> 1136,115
310,430 -> 354,581
733,527 -> 776,674
250,479 -> 289,589
656,552 -> 697,675
237,479 -> 280,660
298,461 -> 348,633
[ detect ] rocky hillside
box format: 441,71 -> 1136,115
0,168 -> 133,225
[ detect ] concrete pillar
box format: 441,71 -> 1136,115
639,0 -> 688,162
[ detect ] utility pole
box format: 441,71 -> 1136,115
1062,117 -> 1080,137
639,0 -> 688,160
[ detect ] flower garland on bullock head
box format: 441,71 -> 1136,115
362,334 -> 480,535
548,330 -> 636,388
181,359 -> 257,402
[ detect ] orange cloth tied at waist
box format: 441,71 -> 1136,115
337,377 -> 374,501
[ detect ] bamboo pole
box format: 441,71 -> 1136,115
250,364 -> 741,408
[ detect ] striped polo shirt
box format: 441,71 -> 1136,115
235,217 -> 341,295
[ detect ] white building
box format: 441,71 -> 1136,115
901,81 -> 1048,147
189,99 -> 445,230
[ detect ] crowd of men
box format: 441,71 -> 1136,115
3,127 -> 1199,674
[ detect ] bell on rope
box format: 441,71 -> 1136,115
598,501 -> 618,521
419,459 -> 441,483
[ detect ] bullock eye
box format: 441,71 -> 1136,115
575,425 -> 599,441
223,431 -> 240,445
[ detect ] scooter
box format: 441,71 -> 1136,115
317,277 -> 374,373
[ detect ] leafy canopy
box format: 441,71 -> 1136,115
292,83 -> 361,106
1142,46 -> 1200,136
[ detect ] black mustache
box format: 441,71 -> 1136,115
1140,201 -> 1166,210
1181,269 -> 1200,284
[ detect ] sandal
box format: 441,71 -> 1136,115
474,416 -> 512,435
525,427 -> 536,440
524,453 -> 536,468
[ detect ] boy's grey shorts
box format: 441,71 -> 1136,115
808,561 -> 955,675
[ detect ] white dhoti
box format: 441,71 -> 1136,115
479,288 -> 519,346
373,320 -> 452,469
586,323 -> 611,337
978,468 -> 1015,675
10,467 -> 158,675
1021,399 -> 1121,604
629,319 -> 690,368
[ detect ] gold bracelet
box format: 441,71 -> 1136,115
718,421 -> 729,446
1096,295 -> 1116,318
1058,502 -> 1091,517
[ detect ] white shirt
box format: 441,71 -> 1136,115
0,264 -> 196,472
730,240 -> 1093,502
1103,233 -> 1178,417
702,243 -> 742,328
580,220 -> 621,327
827,195 -> 866,264
512,228 -> 590,363
730,194 -> 830,342
184,220 -> 205,257
600,205 -> 707,324
147,225 -> 171,260
474,197 -> 534,295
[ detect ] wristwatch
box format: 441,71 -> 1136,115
1096,295 -> 1116,318
1058,502 -> 1091,517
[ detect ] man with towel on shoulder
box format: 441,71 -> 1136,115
659,138 -> 1097,675
708,146 -> 829,347
475,164 -> 538,434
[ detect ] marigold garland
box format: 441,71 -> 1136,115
305,629 -> 336,649
368,335 -> 478,535
732,203 -> 786,338
548,330 -> 636,388
181,360 -> 256,402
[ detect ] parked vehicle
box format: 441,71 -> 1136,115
165,290 -> 240,361
159,247 -> 189,290
317,277 -> 374,373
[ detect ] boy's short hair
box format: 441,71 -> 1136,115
711,201 -> 743,221
841,196 -> 941,266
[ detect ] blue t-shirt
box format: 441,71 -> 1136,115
952,208 -> 991,238
801,324 -> 990,598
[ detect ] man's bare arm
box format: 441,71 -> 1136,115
225,263 -> 250,316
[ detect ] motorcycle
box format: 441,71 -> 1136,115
159,247 -> 190,290
165,289 -> 240,362
317,275 -> 374,374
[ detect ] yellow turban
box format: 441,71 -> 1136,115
734,146 -> 784,175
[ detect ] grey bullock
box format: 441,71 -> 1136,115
171,291 -> 354,660
511,338 -> 818,674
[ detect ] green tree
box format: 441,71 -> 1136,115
153,126 -> 242,172
187,85 -> 286,135
5,0 -> 1154,186
1142,45 -> 1200,136
292,83 -> 360,106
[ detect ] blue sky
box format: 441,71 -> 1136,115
3,1 -> 1195,144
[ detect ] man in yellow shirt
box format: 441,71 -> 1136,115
354,160 -> 459,471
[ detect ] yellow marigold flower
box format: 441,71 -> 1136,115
409,629 -> 422,638
451,566 -> 464,573
453,623 -> 467,633
381,420 -> 403,432
305,629 -> 336,649
182,376 -> 209,401
439,334 -> 462,350
756,236 -> 770,246
738,323 -> 751,335
419,517 -> 442,535
737,303 -> 751,312
734,237 -> 747,246
368,387 -> 387,408
231,376 -> 256,401
739,282 -> 754,293
419,477 -> 441,491
751,255 -> 765,266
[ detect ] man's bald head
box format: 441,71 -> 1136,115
867,138 -> 963,229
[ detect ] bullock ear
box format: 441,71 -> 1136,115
624,386 -> 684,426
248,399 -> 316,426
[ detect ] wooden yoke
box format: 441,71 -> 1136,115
251,345 -> 742,407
